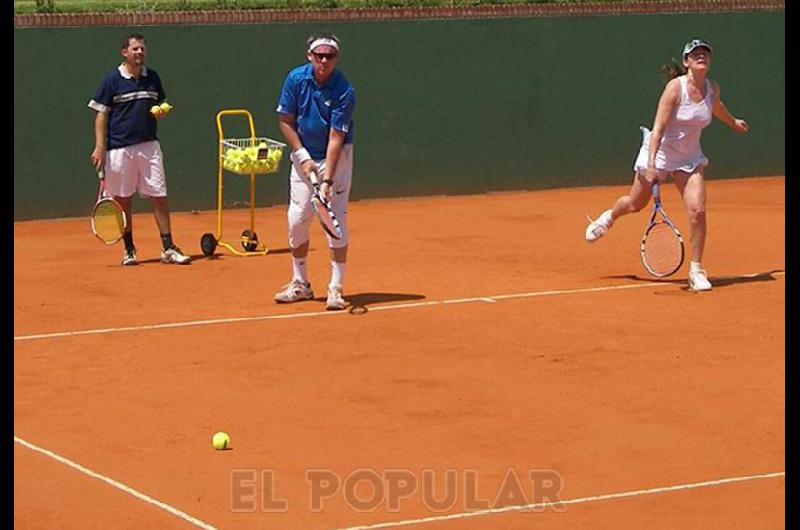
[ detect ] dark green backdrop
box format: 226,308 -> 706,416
14,11 -> 784,220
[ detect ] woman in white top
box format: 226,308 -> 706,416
585,39 -> 748,291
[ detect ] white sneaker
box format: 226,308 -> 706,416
274,279 -> 314,303
121,249 -> 138,266
326,284 -> 346,311
688,269 -> 712,291
160,246 -> 191,264
585,209 -> 614,242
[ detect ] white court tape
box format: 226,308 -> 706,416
14,436 -> 218,529
332,471 -> 785,530
14,271 -> 783,342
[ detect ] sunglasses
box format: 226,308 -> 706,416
312,52 -> 338,61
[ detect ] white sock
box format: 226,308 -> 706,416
292,257 -> 308,284
690,261 -> 703,273
330,261 -> 346,288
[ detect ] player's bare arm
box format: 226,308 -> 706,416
321,129 -> 347,199
279,113 -> 316,176
712,81 -> 749,133
646,78 -> 681,181
91,111 -> 108,172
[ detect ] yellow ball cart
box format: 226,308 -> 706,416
200,109 -> 287,257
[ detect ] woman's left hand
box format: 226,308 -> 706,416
732,118 -> 749,134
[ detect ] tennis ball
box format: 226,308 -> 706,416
159,102 -> 173,114
212,431 -> 230,450
150,105 -> 162,117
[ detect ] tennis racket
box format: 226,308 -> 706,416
640,182 -> 685,277
90,170 -> 127,245
308,169 -> 342,240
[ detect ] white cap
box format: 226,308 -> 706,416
682,38 -> 712,58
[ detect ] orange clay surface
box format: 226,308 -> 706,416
14,176 -> 784,530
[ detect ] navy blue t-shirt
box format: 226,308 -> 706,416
88,65 -> 165,150
276,64 -> 355,160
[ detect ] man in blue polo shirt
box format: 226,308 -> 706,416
88,33 -> 190,266
274,32 -> 356,311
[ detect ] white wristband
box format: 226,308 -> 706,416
292,147 -> 312,164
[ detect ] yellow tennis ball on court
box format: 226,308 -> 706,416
212,431 -> 230,450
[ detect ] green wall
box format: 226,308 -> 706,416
14,11 -> 784,220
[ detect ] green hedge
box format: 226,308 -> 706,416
14,0 -> 675,15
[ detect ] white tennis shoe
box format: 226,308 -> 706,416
326,284 -> 346,311
585,209 -> 614,242
121,249 -> 138,266
161,246 -> 191,265
275,279 -> 314,303
688,269 -> 712,291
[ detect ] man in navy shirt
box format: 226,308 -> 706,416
274,32 -> 356,310
88,33 -> 190,266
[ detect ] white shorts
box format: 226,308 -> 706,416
287,144 -> 353,249
104,140 -> 167,198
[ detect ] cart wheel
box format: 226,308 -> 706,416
241,229 -> 259,252
201,233 -> 217,256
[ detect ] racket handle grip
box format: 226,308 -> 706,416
308,169 -> 319,184
98,168 -> 105,180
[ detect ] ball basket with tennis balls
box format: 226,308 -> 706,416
212,431 -> 230,450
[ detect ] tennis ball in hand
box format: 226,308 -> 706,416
212,431 -> 230,450
159,102 -> 173,114
150,105 -> 163,117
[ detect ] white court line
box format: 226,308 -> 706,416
14,271 -> 783,343
14,436 -> 217,530
332,471 -> 786,530
442,297 -> 497,305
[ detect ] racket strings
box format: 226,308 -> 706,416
643,223 -> 683,276
311,195 -> 342,239
92,202 -> 125,243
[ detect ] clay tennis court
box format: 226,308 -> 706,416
14,176 -> 784,529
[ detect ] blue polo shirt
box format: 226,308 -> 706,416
88,65 -> 165,150
276,63 -> 355,160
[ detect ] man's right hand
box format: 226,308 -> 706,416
301,159 -> 317,180
91,147 -> 105,173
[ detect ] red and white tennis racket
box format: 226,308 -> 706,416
309,170 -> 342,240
